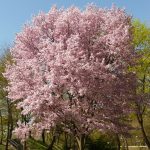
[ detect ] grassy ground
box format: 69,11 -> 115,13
0,142 -> 148,150
127,146 -> 148,150
0,144 -> 14,150
27,138 -> 47,150
0,145 -> 5,149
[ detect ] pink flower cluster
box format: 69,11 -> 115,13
4,5 -> 136,140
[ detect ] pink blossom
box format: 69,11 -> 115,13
4,5 -> 136,140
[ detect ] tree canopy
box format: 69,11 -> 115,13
4,5 -> 136,149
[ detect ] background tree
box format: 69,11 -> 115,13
0,49 -> 14,149
132,20 -> 150,148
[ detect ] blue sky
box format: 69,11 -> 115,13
0,0 -> 149,54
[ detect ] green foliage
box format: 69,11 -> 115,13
86,132 -> 117,150
127,19 -> 150,147
131,20 -> 150,94
0,50 -> 12,105
132,19 -> 150,50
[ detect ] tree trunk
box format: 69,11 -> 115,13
5,98 -> 13,150
42,129 -> 46,144
47,134 -> 56,150
135,74 -> 150,149
64,132 -> 69,150
124,137 -> 129,150
23,141 -> 27,150
136,112 -> 150,149
0,110 -> 3,144
29,131 -> 32,138
140,120 -> 150,148
115,134 -> 120,150
76,134 -> 86,150
5,122 -> 9,150
7,99 -> 13,139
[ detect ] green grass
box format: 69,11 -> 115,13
27,138 -> 64,150
0,145 -> 5,149
27,138 -> 47,150
124,146 -> 148,150
0,144 -> 14,150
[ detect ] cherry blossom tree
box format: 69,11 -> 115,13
4,5 -> 136,150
